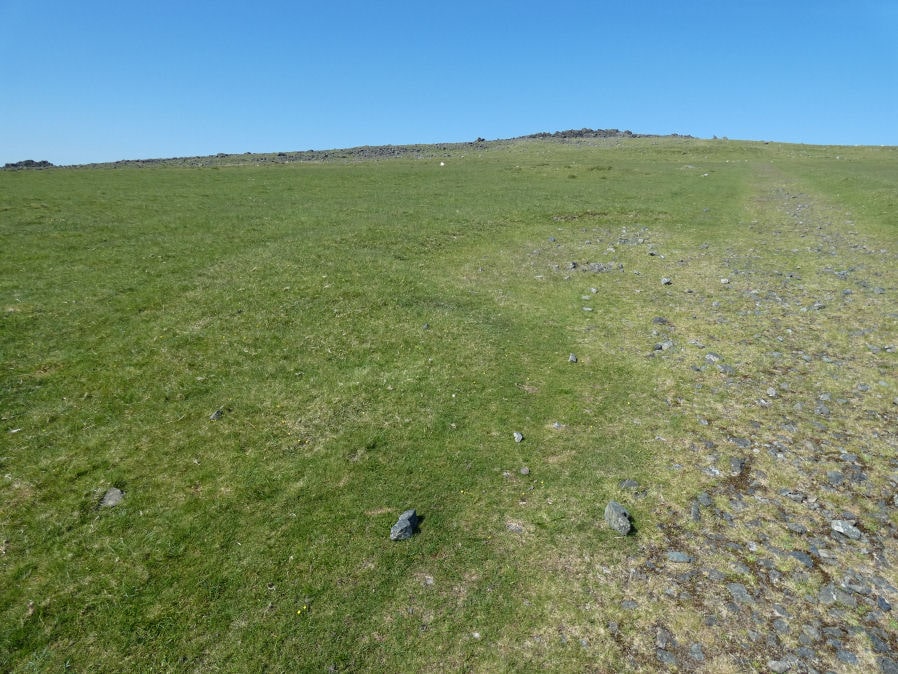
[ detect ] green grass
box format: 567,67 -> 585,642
1,137 -> 896,671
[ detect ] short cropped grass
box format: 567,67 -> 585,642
1,137 -> 895,671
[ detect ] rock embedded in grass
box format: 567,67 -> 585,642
604,501 -> 632,535
830,519 -> 863,540
100,487 -> 124,508
389,509 -> 419,541
513,431 -> 523,443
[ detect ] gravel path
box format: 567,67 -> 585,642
607,166 -> 898,672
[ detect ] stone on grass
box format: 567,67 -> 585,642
390,509 -> 419,541
604,501 -> 632,535
831,519 -> 862,540
568,353 -> 578,363
513,431 -> 524,443
100,487 -> 124,508
661,277 -> 672,286
209,409 -> 223,421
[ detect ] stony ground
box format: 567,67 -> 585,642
593,166 -> 897,672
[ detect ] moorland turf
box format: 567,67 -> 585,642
1,137 -> 897,671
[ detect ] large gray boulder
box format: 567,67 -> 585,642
604,501 -> 632,535
390,509 -> 419,541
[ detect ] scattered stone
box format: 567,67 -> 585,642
789,551 -> 814,568
827,470 -> 845,486
880,657 -> 898,674
705,352 -> 723,363
767,660 -> 792,673
604,501 -> 633,535
209,409 -> 223,421
720,278 -> 730,284
661,277 -> 672,286
819,583 -> 856,607
390,509 -> 419,541
688,643 -> 705,662
730,457 -> 748,475
652,316 -> 670,325
589,262 -> 622,273
697,492 -> 713,507
655,626 -> 675,649
727,583 -> 754,605
100,487 -> 124,508
667,551 -> 693,564
568,353 -> 578,363
656,649 -> 677,666
506,522 -> 524,534
619,479 -> 639,489
690,501 -> 701,522
654,340 -> 674,351
837,650 -> 858,665
513,432 -> 524,443
520,466 -> 530,476
831,520 -> 862,540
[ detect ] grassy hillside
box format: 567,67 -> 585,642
2,138 -> 896,671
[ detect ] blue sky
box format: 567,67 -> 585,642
2,1 -> 896,165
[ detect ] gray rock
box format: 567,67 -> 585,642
100,487 -> 124,508
513,431 -> 523,443
654,339 -> 674,351
519,466 -> 530,475
837,650 -> 858,665
568,353 -> 578,363
831,519 -> 862,540
209,409 -> 223,420
604,501 -> 632,535
690,501 -> 702,522
730,456 -> 748,474
880,656 -> 898,674
827,470 -> 845,486
689,643 -> 705,662
390,509 -> 419,541
667,551 -> 693,563
656,649 -> 677,666
661,277 -> 672,286
819,583 -> 856,607
727,582 -> 754,605
789,551 -> 814,568
655,626 -> 675,649
619,479 -> 639,490
697,492 -> 713,507
767,661 -> 792,673
506,522 -> 524,534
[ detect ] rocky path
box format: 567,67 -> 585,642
609,164 -> 898,672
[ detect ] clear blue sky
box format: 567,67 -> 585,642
2,1 -> 896,165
